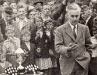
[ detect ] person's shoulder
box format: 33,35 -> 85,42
78,23 -> 89,29
30,42 -> 36,49
3,39 -> 10,48
3,39 -> 9,44
56,23 -> 68,31
30,42 -> 35,46
14,37 -> 20,41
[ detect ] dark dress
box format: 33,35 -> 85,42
35,28 -> 52,70
21,41 -> 36,67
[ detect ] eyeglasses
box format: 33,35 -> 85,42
71,15 -> 79,18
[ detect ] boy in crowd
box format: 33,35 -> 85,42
0,6 -> 13,39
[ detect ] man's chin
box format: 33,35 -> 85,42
72,22 -> 78,25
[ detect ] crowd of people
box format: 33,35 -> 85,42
0,0 -> 97,75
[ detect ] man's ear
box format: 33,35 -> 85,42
65,13 -> 69,20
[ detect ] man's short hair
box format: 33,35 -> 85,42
81,5 -> 89,12
4,6 -> 13,15
66,3 -> 81,13
17,2 -> 27,11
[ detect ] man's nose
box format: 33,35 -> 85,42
73,17 -> 77,20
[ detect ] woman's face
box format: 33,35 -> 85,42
35,18 -> 43,27
46,22 -> 53,30
6,30 -> 15,38
22,34 -> 31,42
29,11 -> 35,19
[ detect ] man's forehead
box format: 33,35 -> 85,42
68,10 -> 80,15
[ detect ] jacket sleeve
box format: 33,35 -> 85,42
85,26 -> 93,56
55,28 -> 69,55
51,4 -> 66,20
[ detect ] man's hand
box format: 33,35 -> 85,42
67,43 -> 79,51
49,49 -> 54,55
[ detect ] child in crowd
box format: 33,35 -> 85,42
20,30 -> 36,67
45,19 -> 61,75
2,25 -> 20,67
35,17 -> 52,75
0,54 -> 12,74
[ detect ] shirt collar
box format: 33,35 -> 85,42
69,22 -> 77,30
86,16 -> 91,25
16,17 -> 28,23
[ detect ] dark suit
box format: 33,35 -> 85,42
51,4 -> 66,25
55,22 -> 92,75
21,41 -> 36,66
80,16 -> 94,36
0,19 -> 7,39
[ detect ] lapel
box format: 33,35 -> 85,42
30,43 -> 32,51
75,23 -> 82,42
22,42 -> 29,52
64,22 -> 76,41
64,22 -> 82,42
16,18 -> 28,30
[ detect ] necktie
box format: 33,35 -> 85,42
73,25 -> 76,39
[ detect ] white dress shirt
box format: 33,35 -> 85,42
16,17 -> 28,31
25,42 -> 30,51
69,22 -> 77,35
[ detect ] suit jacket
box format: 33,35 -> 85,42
0,19 -> 20,39
21,41 -> 36,66
0,19 -> 7,39
86,16 -> 94,36
80,16 -> 94,36
55,22 -> 92,75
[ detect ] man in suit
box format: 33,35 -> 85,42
80,5 -> 94,36
55,3 -> 92,75
0,6 -> 13,40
